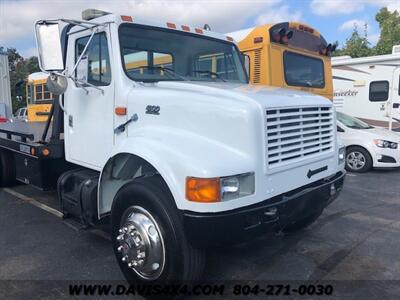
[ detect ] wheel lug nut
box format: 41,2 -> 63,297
118,229 -> 123,233
121,255 -> 128,262
137,252 -> 145,258
117,246 -> 124,252
116,234 -> 124,241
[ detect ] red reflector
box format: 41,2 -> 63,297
167,22 -> 176,29
226,36 -> 234,42
121,15 -> 133,22
181,25 -> 190,32
195,28 -> 203,34
254,36 -> 263,43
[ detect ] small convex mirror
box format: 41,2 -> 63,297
76,55 -> 89,84
35,21 -> 64,71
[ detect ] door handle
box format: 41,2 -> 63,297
114,114 -> 138,134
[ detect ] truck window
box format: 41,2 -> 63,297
75,33 -> 111,86
369,81 -> 389,102
119,24 -> 247,83
283,51 -> 325,88
194,52 -> 240,80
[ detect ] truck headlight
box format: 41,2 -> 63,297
186,173 -> 255,203
339,146 -> 345,165
373,139 -> 398,149
221,173 -> 255,201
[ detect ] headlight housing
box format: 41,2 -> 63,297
186,173 -> 255,203
338,146 -> 345,165
373,139 -> 398,149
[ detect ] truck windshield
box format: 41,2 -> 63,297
337,112 -> 373,129
283,51 -> 325,88
119,24 -> 247,83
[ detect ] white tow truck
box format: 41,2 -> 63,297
0,9 -> 345,284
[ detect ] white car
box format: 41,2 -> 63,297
337,112 -> 400,172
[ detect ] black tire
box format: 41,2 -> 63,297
345,146 -> 372,173
0,150 -> 16,187
282,208 -> 323,233
111,175 -> 205,288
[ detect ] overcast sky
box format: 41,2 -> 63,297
0,0 -> 399,58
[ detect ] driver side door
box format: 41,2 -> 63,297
65,27 -> 114,170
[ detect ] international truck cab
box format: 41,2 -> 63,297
0,9 -> 345,285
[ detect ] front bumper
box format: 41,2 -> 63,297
373,148 -> 400,168
182,171 -> 345,246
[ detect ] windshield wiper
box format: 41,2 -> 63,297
136,66 -> 188,82
192,70 -> 226,82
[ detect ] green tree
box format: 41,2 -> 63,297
374,7 -> 400,55
0,47 -> 40,112
333,24 -> 372,58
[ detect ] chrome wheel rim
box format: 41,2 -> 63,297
346,151 -> 366,170
116,206 -> 165,280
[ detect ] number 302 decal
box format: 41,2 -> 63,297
145,105 -> 161,115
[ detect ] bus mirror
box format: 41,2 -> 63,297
47,73 -> 68,95
35,21 -> 64,72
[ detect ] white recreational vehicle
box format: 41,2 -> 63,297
332,45 -> 400,131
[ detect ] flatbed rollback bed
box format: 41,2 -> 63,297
0,97 -> 74,190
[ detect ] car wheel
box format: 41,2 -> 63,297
345,146 -> 372,173
111,175 -> 205,288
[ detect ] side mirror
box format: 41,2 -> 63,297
47,73 -> 68,95
35,21 -> 64,71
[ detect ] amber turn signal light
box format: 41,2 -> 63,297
186,177 -> 221,203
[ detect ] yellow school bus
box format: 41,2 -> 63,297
229,22 -> 335,99
26,72 -> 53,122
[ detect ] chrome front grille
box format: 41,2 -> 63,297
266,106 -> 334,168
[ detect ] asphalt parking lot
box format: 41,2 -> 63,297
0,168 -> 399,299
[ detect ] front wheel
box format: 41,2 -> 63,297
111,175 -> 205,286
345,146 -> 372,173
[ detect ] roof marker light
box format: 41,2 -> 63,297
195,28 -> 203,34
121,15 -> 133,22
226,36 -> 234,42
254,36 -> 263,43
181,25 -> 190,32
167,22 -> 176,29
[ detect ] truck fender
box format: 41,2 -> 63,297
98,134 -> 252,218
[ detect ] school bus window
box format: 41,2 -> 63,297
35,84 -> 44,100
369,81 -> 389,102
283,51 -> 325,88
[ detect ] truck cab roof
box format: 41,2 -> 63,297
68,10 -> 234,44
